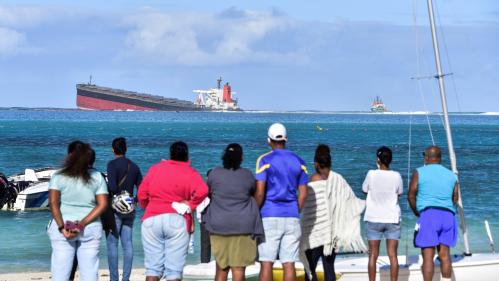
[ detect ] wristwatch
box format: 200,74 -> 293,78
58,225 -> 64,233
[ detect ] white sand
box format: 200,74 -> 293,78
0,269 -> 147,281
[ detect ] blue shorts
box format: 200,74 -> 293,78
258,217 -> 301,263
414,208 -> 457,248
365,221 -> 401,240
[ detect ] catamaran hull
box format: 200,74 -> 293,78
183,254 -> 499,281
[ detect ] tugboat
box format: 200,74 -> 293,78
370,96 -> 389,112
193,77 -> 240,111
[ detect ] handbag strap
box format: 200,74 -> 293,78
117,160 -> 131,191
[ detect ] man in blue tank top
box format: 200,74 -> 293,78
255,123 -> 308,281
408,146 -> 459,281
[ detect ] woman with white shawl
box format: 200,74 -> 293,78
300,144 -> 366,281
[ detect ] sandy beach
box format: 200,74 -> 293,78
0,269 -> 147,281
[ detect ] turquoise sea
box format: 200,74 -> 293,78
0,110 -> 498,273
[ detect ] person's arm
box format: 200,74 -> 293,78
80,194 -> 108,227
49,189 -> 79,239
137,167 -> 152,209
408,170 -> 419,217
453,182 -> 459,205
255,180 -> 266,208
297,161 -> 309,211
187,172 -> 209,211
361,171 -> 371,195
298,184 -> 308,211
107,162 -> 118,195
49,189 -> 64,232
134,167 -> 143,203
80,173 -> 108,227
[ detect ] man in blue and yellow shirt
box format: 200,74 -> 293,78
255,123 -> 308,281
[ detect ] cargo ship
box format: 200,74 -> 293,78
76,77 -> 240,111
370,96 -> 389,112
194,77 -> 239,111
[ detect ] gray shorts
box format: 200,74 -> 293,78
258,217 -> 301,263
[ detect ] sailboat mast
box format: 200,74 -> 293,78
426,0 -> 471,255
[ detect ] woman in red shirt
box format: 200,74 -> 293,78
138,141 -> 208,281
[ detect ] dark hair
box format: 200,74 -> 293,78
89,149 -> 96,168
314,144 -> 331,169
222,143 -> 243,170
112,137 -> 127,155
67,140 -> 85,154
170,141 -> 189,162
60,141 -> 94,183
377,146 -> 393,167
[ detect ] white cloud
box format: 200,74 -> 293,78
122,8 -> 307,65
0,27 -> 25,56
0,5 -> 47,27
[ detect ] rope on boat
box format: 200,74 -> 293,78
411,0 -> 436,145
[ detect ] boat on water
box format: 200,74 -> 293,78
0,168 -> 56,211
370,96 -> 389,112
184,1 -> 499,280
193,77 -> 240,111
76,77 -> 240,111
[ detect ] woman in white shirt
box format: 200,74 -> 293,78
362,146 -> 403,281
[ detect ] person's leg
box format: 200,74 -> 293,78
107,214 -> 121,281
321,249 -> 336,281
142,216 -> 166,281
164,214 -> 189,281
304,247 -> 322,281
282,262 -> 296,281
120,215 -> 135,281
421,247 -> 435,281
230,267 -> 246,281
437,244 -> 452,279
215,263 -> 230,281
69,254 -> 78,281
258,218 -> 282,281
77,224 -> 102,281
259,262 -> 274,281
365,222 -> 385,281
48,221 -> 76,281
279,218 -> 301,281
386,240 -> 399,281
368,240 -> 380,281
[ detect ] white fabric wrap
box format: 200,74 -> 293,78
299,171 -> 367,279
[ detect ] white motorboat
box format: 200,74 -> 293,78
1,168 -> 56,211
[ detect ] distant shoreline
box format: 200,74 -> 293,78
0,107 -> 497,116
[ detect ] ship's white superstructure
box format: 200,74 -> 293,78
194,77 -> 239,111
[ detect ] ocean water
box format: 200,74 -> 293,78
0,110 -> 498,273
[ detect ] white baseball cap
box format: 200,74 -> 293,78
268,123 -> 287,142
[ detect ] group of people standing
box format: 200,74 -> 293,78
47,123 -> 459,281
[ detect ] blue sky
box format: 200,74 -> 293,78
0,0 -> 498,111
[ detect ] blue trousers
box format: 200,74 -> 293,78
106,213 -> 134,281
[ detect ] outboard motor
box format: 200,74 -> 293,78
0,173 -> 19,210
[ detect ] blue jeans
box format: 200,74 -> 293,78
106,213 -> 134,281
47,220 -> 102,281
141,213 -> 189,280
365,221 -> 401,240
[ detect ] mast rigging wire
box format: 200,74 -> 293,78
411,0 -> 436,145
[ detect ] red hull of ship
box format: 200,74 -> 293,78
77,95 -> 156,111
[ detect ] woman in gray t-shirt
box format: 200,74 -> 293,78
202,143 -> 264,281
